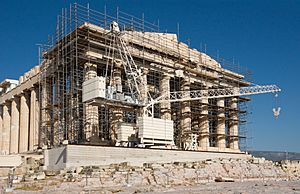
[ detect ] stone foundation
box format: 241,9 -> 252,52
44,145 -> 249,171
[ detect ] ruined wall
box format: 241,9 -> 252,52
1,156 -> 297,193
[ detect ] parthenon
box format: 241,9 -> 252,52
0,3 -> 255,155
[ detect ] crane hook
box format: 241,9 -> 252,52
273,93 -> 281,119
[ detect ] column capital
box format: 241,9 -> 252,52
84,62 -> 97,68
183,76 -> 191,83
162,73 -> 171,80
217,98 -> 225,107
29,84 -> 39,91
29,87 -> 38,93
114,59 -> 122,68
20,89 -> 30,95
230,98 -> 238,109
142,68 -> 149,75
231,97 -> 238,103
3,99 -> 12,105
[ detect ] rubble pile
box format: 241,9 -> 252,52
1,156 -> 299,193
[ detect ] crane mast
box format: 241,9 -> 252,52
109,22 -> 144,104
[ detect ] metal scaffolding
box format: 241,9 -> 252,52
37,3 -> 252,150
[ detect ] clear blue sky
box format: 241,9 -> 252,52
0,0 -> 299,152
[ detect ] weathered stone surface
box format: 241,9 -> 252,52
1,156 -> 300,194
45,170 -> 60,176
36,172 -> 46,180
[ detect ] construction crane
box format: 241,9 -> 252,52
144,85 -> 281,117
107,22 -> 281,114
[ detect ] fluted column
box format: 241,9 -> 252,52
138,68 -> 149,117
84,63 -> 99,142
2,103 -> 11,154
160,74 -> 171,120
113,63 -> 122,93
10,97 -> 20,153
35,89 -> 40,148
217,98 -> 226,149
29,88 -> 39,151
111,62 -> 123,143
19,93 -> 30,153
229,98 -> 239,150
111,108 -> 123,143
191,117 -> 199,135
198,89 -> 209,149
140,68 -> 149,104
180,78 -> 191,145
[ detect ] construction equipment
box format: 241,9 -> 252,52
99,23 -> 282,111
144,85 -> 281,117
273,93 -> 281,119
104,22 -> 148,104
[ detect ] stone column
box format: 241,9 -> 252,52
2,103 -> 11,154
10,97 -> 20,154
140,68 -> 149,104
0,105 -> 3,153
160,74 -> 171,120
35,89 -> 40,148
40,85 -> 48,147
84,63 -> 99,143
113,62 -> 122,94
180,78 -> 191,145
85,63 -> 98,79
229,98 -> 239,150
19,93 -> 30,153
198,90 -> 209,149
216,98 -> 226,149
29,88 -> 39,151
111,62 -> 123,143
138,68 -> 149,117
111,108 -> 123,143
191,117 -> 199,134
